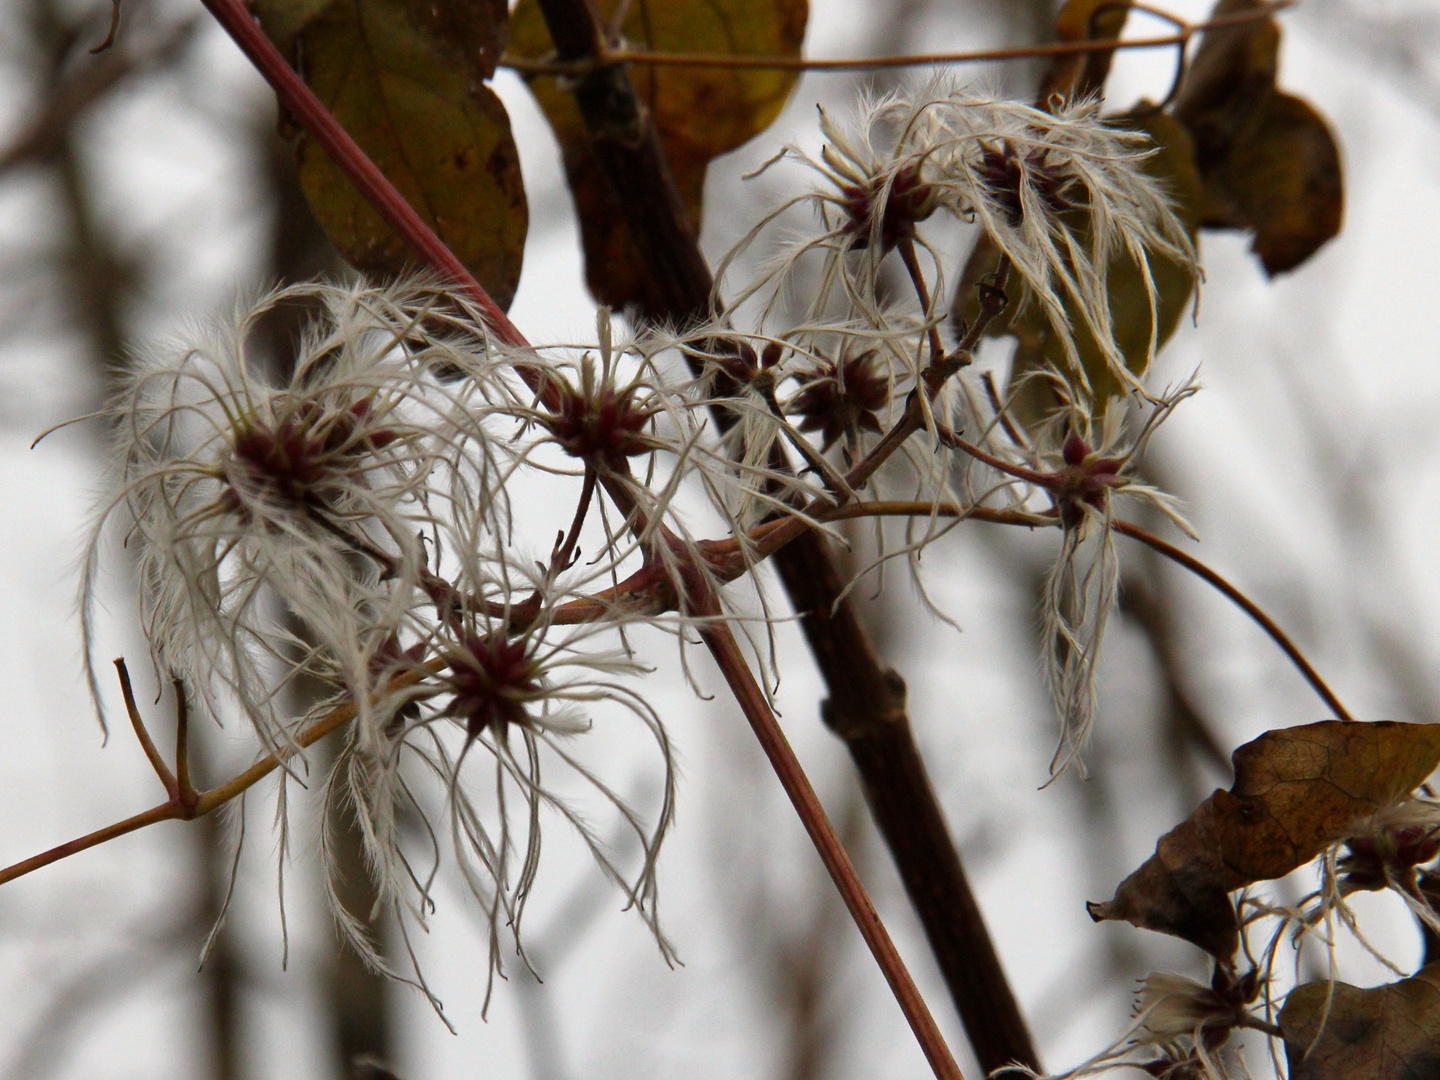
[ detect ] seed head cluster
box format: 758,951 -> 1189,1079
82,80 -> 1207,1019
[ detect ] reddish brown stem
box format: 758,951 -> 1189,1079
195,0 -> 528,349
0,801 -> 183,886
823,500 -> 1356,726
839,258 -> 1012,498
173,676 -> 194,800
114,657 -> 177,796
553,467 -> 597,572
1111,520 -> 1356,724
0,663 -> 441,888
149,4 -> 1026,1071
898,238 -> 944,367
698,619 -> 963,1080
948,432 -> 1062,489
523,1 -> 1038,1066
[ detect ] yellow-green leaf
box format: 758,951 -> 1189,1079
508,0 -> 806,313
286,0 -> 526,308
251,0 -> 509,78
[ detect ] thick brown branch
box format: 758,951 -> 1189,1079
527,0 -> 1038,1071
773,534 -> 1037,1072
533,0 -> 713,325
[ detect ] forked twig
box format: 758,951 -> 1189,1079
0,661 -> 443,888
114,658 -> 176,797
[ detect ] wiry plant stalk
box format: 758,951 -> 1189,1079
35,2 -> 971,1075
499,3 -> 1292,77
527,0 -> 1039,1069
697,616 -> 964,1080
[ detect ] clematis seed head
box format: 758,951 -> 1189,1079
442,633 -> 543,742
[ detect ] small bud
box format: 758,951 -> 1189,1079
442,633 -> 542,742
839,159 -> 938,251
713,341 -> 760,384
788,351 -> 890,451
549,379 -> 655,468
974,139 -> 1079,227
1339,801 -> 1440,891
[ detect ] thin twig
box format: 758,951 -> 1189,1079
898,238 -> 944,368
819,500 -> 1356,724
89,0 -> 122,53
945,431 -> 1055,488
0,18 -> 198,176
981,371 -> 1030,452
552,467 -> 596,572
113,658 -> 176,796
1111,520 -> 1356,724
697,618 -> 964,1080
499,2 -> 1291,75
172,676 -> 194,802
0,802 -> 182,887
0,662 -> 444,888
759,383 -> 855,498
190,661 -> 443,815
53,5 -> 1018,1069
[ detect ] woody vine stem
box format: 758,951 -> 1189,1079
0,1 -> 1360,1078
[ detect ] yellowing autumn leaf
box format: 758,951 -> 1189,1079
255,0 -> 527,308
508,0 -> 806,314
956,108 -> 1203,424
1174,0 -> 1343,275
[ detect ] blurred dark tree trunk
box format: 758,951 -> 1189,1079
251,109 -> 395,1076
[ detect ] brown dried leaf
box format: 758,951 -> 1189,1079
1198,89 -> 1343,276
508,0 -> 806,311
1280,962 -> 1440,1080
1174,0 -> 1342,275
1089,721 -> 1440,959
1171,0 -> 1280,161
282,0 -> 527,308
